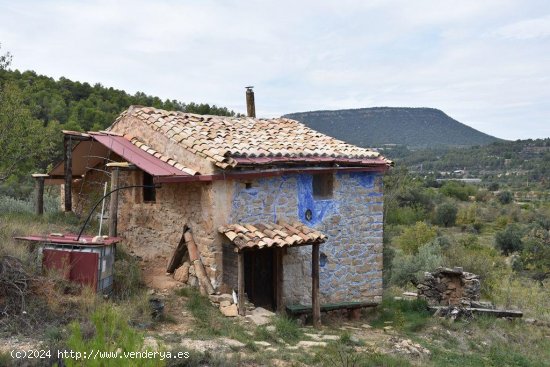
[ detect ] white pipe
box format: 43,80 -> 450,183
98,182 -> 108,236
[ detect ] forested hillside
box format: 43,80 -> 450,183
390,139 -> 550,188
285,107 -> 500,148
0,69 -> 236,132
0,66 -> 236,195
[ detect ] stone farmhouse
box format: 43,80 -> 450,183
45,101 -> 391,322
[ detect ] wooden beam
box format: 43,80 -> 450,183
32,174 -> 48,215
429,306 -> 523,318
238,251 -> 245,316
108,167 -> 119,237
63,136 -> 73,212
184,229 -> 215,295
312,243 -> 321,328
275,248 -> 284,313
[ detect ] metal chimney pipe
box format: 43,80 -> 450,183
245,86 -> 256,118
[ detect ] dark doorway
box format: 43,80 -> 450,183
244,248 -> 276,310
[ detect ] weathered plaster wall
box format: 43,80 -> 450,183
70,167 -> 232,288
229,172 -> 384,305
115,171 -> 221,286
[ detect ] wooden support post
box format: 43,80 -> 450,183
63,136 -> 73,212
312,243 -> 321,328
275,248 -> 284,313
237,251 -> 245,316
32,174 -> 48,215
108,167 -> 119,237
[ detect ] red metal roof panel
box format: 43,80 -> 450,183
90,134 -> 190,177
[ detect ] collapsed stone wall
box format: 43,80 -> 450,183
229,172 -> 384,305
417,267 -> 480,306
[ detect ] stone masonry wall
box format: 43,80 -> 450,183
229,172 -> 384,305
417,267 -> 481,306
116,171 -> 220,287
69,167 -> 225,288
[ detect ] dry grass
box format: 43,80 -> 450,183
493,275 -> 550,322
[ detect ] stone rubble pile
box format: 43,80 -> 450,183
390,337 -> 431,357
416,267 -> 481,306
207,293 -> 238,317
172,261 -> 248,317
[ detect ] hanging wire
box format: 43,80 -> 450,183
76,184 -> 157,241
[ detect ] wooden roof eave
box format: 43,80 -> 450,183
231,239 -> 326,253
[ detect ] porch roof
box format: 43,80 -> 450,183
47,131 -> 195,183
218,220 -> 326,252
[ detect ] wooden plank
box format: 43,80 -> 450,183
286,301 -> 379,315
108,167 -> 119,237
166,225 -> 189,273
312,243 -> 320,328
64,136 -> 73,212
275,247 -> 284,313
184,229 -> 214,295
193,258 -> 215,295
184,231 -> 199,261
428,306 -> 523,318
238,251 -> 245,316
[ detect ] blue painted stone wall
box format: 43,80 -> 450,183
230,172 -> 384,304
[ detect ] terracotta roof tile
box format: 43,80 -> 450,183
123,135 -> 198,176
218,220 -> 327,252
112,106 -> 392,169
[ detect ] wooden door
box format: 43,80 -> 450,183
244,248 -> 275,310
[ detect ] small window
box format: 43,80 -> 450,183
312,173 -> 333,199
143,172 -> 156,202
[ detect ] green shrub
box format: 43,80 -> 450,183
497,191 -> 513,204
495,224 -> 523,255
494,215 -> 509,230
112,248 -> 145,301
435,202 -> 458,227
519,226 -> 550,282
390,242 -> 444,286
395,221 -> 437,254
386,206 -> 427,225
0,193 -> 61,214
442,236 -> 508,296
273,315 -> 303,345
456,204 -> 477,225
474,189 -> 491,202
440,181 -> 476,201
370,298 -> 431,333
65,304 -> 163,367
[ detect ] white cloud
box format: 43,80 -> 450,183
493,14 -> 550,40
0,0 -> 549,140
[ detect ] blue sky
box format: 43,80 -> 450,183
1,0 -> 549,140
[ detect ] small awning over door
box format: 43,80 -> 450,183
218,220 -> 326,252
